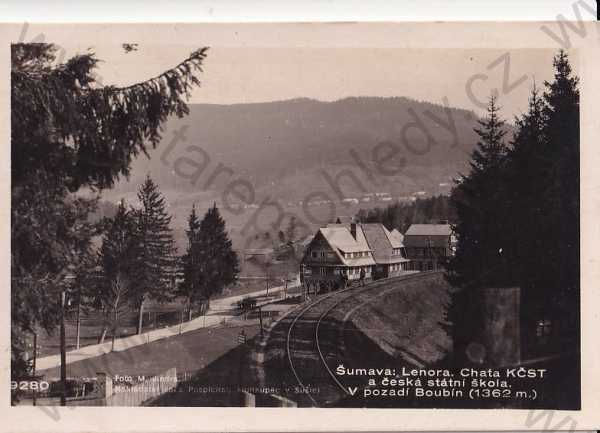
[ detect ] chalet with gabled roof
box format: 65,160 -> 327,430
301,221 -> 412,292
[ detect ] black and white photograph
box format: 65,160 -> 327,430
4,19 -> 599,429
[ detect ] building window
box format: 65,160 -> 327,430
311,251 -> 317,258
536,319 -> 552,338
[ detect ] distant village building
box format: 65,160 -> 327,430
403,224 -> 456,271
300,220 -> 411,292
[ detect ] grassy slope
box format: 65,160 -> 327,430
338,272 -> 453,366
41,324 -> 259,381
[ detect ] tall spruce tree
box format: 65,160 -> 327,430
196,203 -> 239,305
448,95 -> 512,289
179,205 -> 203,320
542,51 -> 580,298
132,175 -> 177,333
446,95 -> 513,365
532,51 -> 579,342
11,42 -> 207,388
505,84 -> 547,291
97,201 -> 138,347
504,52 -> 579,346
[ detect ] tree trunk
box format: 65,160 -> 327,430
187,295 -> 192,322
137,299 -> 145,334
111,301 -> 119,352
98,326 -> 108,344
75,296 -> 81,350
59,291 -> 66,406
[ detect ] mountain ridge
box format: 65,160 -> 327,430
112,96 -> 484,202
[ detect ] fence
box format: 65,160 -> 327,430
67,368 -> 177,406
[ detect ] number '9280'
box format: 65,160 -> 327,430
11,381 -> 49,391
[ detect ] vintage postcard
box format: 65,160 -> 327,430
2,20 -> 599,432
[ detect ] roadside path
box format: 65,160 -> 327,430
36,282 -> 299,372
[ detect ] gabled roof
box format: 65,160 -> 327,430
361,224 -> 408,264
405,224 -> 453,237
302,224 -> 376,267
320,225 -> 371,253
388,228 -> 404,248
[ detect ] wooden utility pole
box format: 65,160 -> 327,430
75,291 -> 81,350
258,306 -> 264,338
59,290 -> 67,406
32,330 -> 37,406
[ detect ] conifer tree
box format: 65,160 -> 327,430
11,43 -> 207,386
504,84 -> 547,290
132,175 -> 177,333
503,52 -> 579,345
542,51 -> 580,297
529,51 -> 579,342
445,95 -> 513,364
179,205 -> 203,320
196,203 -> 239,306
448,95 -> 511,289
97,201 -> 138,347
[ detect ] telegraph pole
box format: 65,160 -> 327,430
32,330 -> 37,406
59,290 -> 67,406
75,289 -> 81,350
258,306 -> 264,338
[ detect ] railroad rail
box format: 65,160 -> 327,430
284,271 -> 442,407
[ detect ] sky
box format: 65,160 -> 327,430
75,45 -> 567,119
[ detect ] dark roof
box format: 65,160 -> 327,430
361,224 -> 408,264
405,224 -> 453,237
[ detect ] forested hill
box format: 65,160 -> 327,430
356,195 -> 456,234
119,97 -> 483,198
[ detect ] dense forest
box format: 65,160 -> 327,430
355,195 -> 456,233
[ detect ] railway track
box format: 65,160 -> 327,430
283,271 -> 441,407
